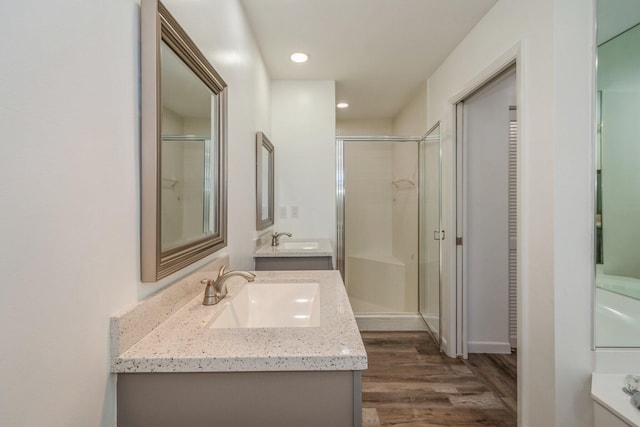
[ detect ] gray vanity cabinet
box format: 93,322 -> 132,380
117,370 -> 362,426
253,238 -> 335,271
254,255 -> 333,271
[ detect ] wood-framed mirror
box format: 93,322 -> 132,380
256,132 -> 274,230
141,0 -> 228,282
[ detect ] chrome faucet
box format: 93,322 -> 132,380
200,266 -> 256,306
271,231 -> 292,246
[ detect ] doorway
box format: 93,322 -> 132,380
455,65 -> 518,357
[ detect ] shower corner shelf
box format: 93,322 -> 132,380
162,177 -> 179,189
392,178 -> 415,190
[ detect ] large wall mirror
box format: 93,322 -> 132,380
256,132 -> 274,230
594,0 -> 640,347
141,0 -> 227,281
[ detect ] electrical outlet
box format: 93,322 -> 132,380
279,206 -> 288,219
291,205 -> 299,219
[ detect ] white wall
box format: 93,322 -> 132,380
553,1 -> 595,425
392,81 -> 428,137
336,118 -> 392,136
0,0 -> 270,425
426,0 -> 594,425
271,80 -> 336,246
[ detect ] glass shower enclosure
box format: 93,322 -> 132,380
336,125 -> 441,339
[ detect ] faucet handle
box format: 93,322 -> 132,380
201,278 -> 216,306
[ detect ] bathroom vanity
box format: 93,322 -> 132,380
592,374 -> 640,427
111,263 -> 366,426
254,238 -> 334,271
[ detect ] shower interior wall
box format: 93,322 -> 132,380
391,143 -> 419,312
343,141 -> 418,313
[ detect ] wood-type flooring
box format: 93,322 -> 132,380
361,331 -> 517,427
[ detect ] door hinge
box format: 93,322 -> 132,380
456,237 -> 463,246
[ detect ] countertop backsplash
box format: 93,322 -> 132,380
110,254 -> 230,364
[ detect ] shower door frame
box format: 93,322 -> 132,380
418,122 -> 443,346
336,134 -> 441,338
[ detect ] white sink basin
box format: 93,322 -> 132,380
208,282 -> 320,328
282,241 -> 319,250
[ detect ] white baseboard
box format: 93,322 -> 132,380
510,334 -> 518,348
355,314 -> 428,331
441,335 -> 449,351
468,341 -> 512,354
424,315 -> 439,334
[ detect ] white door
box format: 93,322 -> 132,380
459,67 -> 516,355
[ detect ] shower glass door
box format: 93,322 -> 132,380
338,138 -> 419,316
419,122 -> 442,340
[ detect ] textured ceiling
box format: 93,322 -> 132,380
240,0 -> 496,120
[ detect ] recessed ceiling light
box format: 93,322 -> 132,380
337,102 -> 349,109
290,52 -> 308,63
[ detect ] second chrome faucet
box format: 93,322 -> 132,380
201,265 -> 255,306
271,231 -> 292,246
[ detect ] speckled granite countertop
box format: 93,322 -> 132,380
112,270 -> 366,373
254,238 -> 333,258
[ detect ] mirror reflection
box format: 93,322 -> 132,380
256,132 -> 274,230
141,0 -> 227,282
160,41 -> 217,250
595,8 -> 640,347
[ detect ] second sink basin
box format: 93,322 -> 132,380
281,241 -> 319,250
209,282 -> 320,329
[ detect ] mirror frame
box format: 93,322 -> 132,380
141,0 -> 228,282
256,132 -> 274,230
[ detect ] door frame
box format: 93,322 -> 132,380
450,57 -> 520,361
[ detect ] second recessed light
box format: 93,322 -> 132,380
290,52 -> 309,63
337,102 -> 349,109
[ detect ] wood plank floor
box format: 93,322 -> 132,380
361,331 -> 517,427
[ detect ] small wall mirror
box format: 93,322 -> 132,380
141,0 -> 227,281
256,132 -> 274,230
